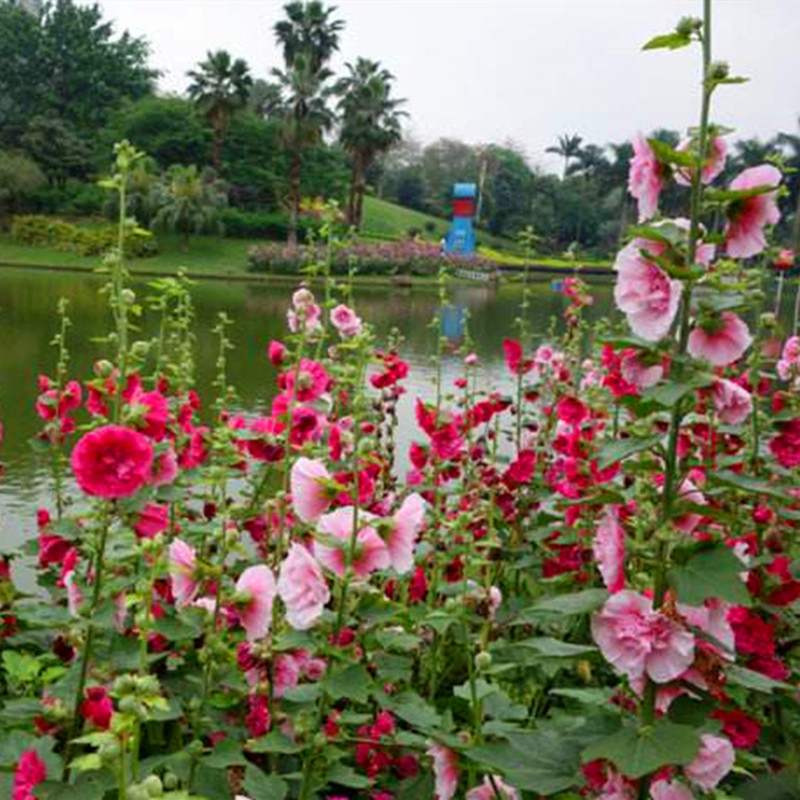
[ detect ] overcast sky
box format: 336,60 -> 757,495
81,0 -> 800,172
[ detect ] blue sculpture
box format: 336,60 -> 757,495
444,183 -> 477,257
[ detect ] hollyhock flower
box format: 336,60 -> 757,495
712,709 -> 761,749
650,779 -> 695,800
280,358 -> 331,402
151,447 -> 179,486
620,351 -> 663,390
465,775 -> 519,800
71,424 -> 153,498
503,449 -> 536,487
675,135 -> 727,186
712,379 -> 752,425
727,606 -> 776,656
315,507 -> 390,578
777,335 -> 800,382
235,565 -> 276,640
679,598 -> 734,658
593,507 -> 625,593
287,303 -> 322,333
134,503 -> 170,539
277,543 -> 330,630
596,770 -> 636,799
12,750 -> 47,800
687,312 -> 752,367
556,395 -> 588,426
81,686 -> 113,729
674,476 -> 706,535
267,340 -> 287,366
290,457 -> 334,523
502,338 -> 532,375
385,493 -> 426,574
273,652 -> 301,697
684,734 -> 735,791
330,304 -> 363,337
245,693 -> 271,737
774,248 -> 795,271
613,240 -> 681,341
427,743 -> 459,800
769,418 -> 800,468
592,590 -> 695,683
724,164 -> 781,258
628,134 -> 663,221
126,387 -> 170,441
168,538 -> 198,607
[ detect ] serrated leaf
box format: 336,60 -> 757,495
668,545 -> 751,606
711,470 -> 792,501
382,691 -> 441,730
597,435 -> 661,469
243,764 -> 288,799
549,688 -> 614,706
513,637 -> 596,658
726,664 -> 793,693
582,720 -> 699,778
642,31 -> 692,51
374,629 -> 421,652
248,730 -> 303,754
323,664 -> 372,704
201,738 -> 247,768
516,589 -> 608,620
326,762 -> 372,788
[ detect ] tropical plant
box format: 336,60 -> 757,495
187,49 -> 253,174
150,164 -> 227,250
273,0 -> 344,75
546,132 -> 583,178
336,58 -> 406,228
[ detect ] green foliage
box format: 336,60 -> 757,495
668,544 -> 751,606
0,150 -> 46,223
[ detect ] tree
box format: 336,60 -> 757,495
187,50 -> 253,174
0,150 -> 45,228
271,1 -> 343,244
21,116 -> 92,186
336,58 -> 406,228
151,165 -> 227,250
546,133 -> 583,179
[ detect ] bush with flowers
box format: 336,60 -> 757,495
2,4 -> 800,800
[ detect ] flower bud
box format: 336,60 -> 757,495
121,288 -> 136,306
131,340 -> 150,359
475,651 -> 492,672
94,359 -> 115,378
142,775 -> 163,797
708,61 -> 729,80
760,312 -> 777,330
676,16 -> 701,36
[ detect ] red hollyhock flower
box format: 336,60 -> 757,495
711,709 -> 761,749
556,396 -> 588,426
245,693 -> 271,737
502,338 -> 532,375
769,418 -> 800,468
81,686 -> 113,730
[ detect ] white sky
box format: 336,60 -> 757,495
80,0 -> 800,172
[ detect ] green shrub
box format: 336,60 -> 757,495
29,181 -> 106,216
10,214 -> 157,258
219,208 -> 320,241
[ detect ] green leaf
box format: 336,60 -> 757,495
516,589 -> 608,620
642,31 -> 692,50
705,184 -> 776,204
3,651 -> 42,684
597,435 -> 662,469
248,730 -> 303,754
642,376 -> 711,408
373,652 -> 413,683
243,764 -> 288,799
381,691 -> 441,730
323,664 -> 372,704
648,139 -> 696,167
201,738 -> 248,768
69,753 -> 103,773
192,766 -> 231,800
668,545 -> 751,606
711,470 -> 792,501
726,664 -> 793,693
326,762 -> 373,789
374,629 -> 421,652
513,637 -> 596,658
454,679 -> 497,702
549,688 -> 614,707
582,720 -> 700,778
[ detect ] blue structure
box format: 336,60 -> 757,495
444,182 -> 477,257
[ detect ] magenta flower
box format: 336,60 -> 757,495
427,743 -> 459,800
168,538 -> 198,607
650,779 -> 695,800
71,424 -> 153,499
290,457 -> 333,523
613,240 -> 682,341
724,164 -> 781,258
330,304 -> 363,337
687,311 -> 752,367
628,134 -> 663,221
465,776 -> 519,800
591,590 -> 695,683
12,750 -> 47,800
712,379 -> 752,425
236,565 -> 277,641
386,493 -> 426,575
277,542 -> 330,630
314,507 -> 390,578
675,135 -> 727,186
620,350 -> 663,390
592,507 -> 625,593
684,734 -> 735,791
134,503 -> 170,539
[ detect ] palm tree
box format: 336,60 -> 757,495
336,58 -> 406,228
151,165 -> 228,251
187,50 -> 253,174
274,1 -> 344,75
272,54 -> 336,245
776,120 -> 800,252
546,133 -> 583,179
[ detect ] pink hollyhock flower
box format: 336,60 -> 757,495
593,507 -> 625,593
774,248 -> 795,270
168,538 -> 198,607
236,565 -> 276,640
650,779 -> 695,800
81,685 -> 113,729
330,304 -> 363,337
427,743 -> 459,800
724,164 -> 781,258
679,598 -> 734,659
280,358 -> 331,402
675,135 -> 727,186
687,312 -> 752,367
674,476 -> 706,535
267,340 -> 287,366
628,134 -> 663,222
613,240 -> 682,341
597,771 -> 635,799
287,302 -> 322,333
385,493 -> 426,575
127,387 -> 170,441
12,750 -> 47,800
770,418 -> 800,468
465,775 -> 519,800
71,424 -> 153,498
134,503 -> 170,539
290,457 -> 334,523
315,507 -> 390,578
777,335 -> 800,382
277,542 -> 330,630
712,379 -> 752,425
151,447 -> 179,486
684,734 -> 735,791
620,350 -> 663,390
592,590 -> 695,683
273,652 -> 301,697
